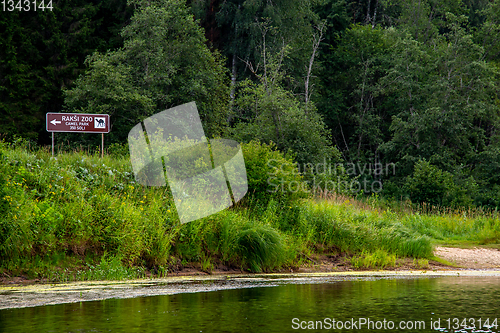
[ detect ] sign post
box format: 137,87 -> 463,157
46,113 -> 110,156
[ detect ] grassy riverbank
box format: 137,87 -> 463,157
1,141 -> 499,282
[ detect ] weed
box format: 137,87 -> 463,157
75,254 -> 144,281
350,250 -> 397,269
413,258 -> 429,269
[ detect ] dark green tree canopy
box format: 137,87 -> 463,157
63,0 -> 230,144
2,0 -> 500,207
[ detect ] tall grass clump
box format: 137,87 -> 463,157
323,193 -> 500,245
288,200 -> 433,258
350,250 -> 397,269
172,210 -> 290,272
236,224 -> 284,272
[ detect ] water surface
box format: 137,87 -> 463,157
1,276 -> 498,332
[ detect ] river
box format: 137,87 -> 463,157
0,272 -> 499,332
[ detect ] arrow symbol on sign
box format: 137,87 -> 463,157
50,119 -> 61,126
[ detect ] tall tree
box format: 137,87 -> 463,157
198,0 -> 326,107
0,0 -> 131,143
64,0 -> 229,144
379,13 -> 500,191
474,0 -> 500,61
318,25 -> 393,162
230,38 -> 340,168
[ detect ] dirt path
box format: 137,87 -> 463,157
435,246 -> 500,269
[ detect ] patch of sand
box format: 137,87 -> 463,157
435,246 -> 500,269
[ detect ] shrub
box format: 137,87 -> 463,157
241,140 -> 307,204
405,160 -> 476,207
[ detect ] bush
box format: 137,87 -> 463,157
241,140 -> 307,204
405,160 -> 476,207
107,142 -> 130,157
231,77 -> 337,166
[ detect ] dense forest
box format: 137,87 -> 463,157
1,0 -> 500,208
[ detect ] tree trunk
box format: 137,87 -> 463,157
365,0 -> 372,25
304,21 -> 326,111
372,0 -> 379,28
228,52 -> 237,125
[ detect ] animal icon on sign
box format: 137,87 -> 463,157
94,117 -> 106,128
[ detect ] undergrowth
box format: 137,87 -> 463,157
0,141 -> 497,281
350,250 -> 397,269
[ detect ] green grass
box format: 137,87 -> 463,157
74,254 -> 146,281
323,193 -> 500,246
429,256 -> 460,268
286,200 -> 433,258
350,250 -> 397,269
0,142 -> 497,281
413,258 -> 429,269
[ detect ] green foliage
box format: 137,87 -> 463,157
63,0 -> 229,145
318,24 -> 393,161
233,79 -> 340,167
474,0 -> 500,61
107,142 -> 130,158
240,140 -> 306,204
236,224 -> 284,273
399,208 -> 500,244
0,145 -> 458,280
2,0 -> 500,214
293,200 -> 433,258
0,144 -> 178,269
405,160 -> 476,207
350,249 -> 397,269
5,0 -> 500,279
0,0 -> 130,142
63,51 -> 155,143
383,0 -> 468,42
207,0 -> 324,91
405,160 -> 456,206
413,258 -> 430,269
317,12 -> 500,207
172,210 -> 289,273
75,254 -> 145,281
0,148 -> 10,215
380,14 -> 499,172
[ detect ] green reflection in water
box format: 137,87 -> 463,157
1,277 -> 499,332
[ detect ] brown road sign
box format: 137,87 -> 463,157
46,113 -> 110,133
